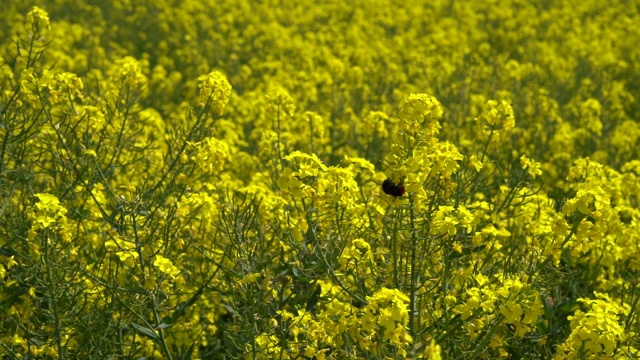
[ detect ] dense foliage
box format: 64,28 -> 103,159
1,1 -> 640,359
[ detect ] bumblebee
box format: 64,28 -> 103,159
382,178 -> 405,197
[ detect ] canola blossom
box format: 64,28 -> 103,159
1,1 -> 640,359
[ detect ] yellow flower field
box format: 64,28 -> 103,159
1,1 -> 639,359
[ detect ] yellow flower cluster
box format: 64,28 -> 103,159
196,71 -> 232,115
1,1 -> 640,359
556,292 -> 634,359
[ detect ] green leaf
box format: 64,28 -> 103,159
131,322 -> 158,341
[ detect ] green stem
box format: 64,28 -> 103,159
409,194 -> 418,335
392,206 -> 400,287
43,232 -> 65,360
